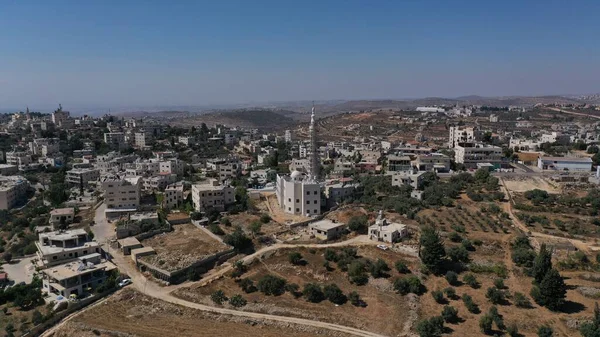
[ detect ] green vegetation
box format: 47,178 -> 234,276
395,260 -> 410,273
531,268 -> 567,311
303,283 -> 325,303
228,294 -> 247,308
537,325 -> 554,337
416,316 -> 444,337
323,284 -> 347,305
462,294 -> 479,314
420,227 -> 446,275
257,275 -> 287,296
210,290 -> 227,305
288,251 -> 304,265
393,276 -> 424,295
347,215 -> 368,233
580,303 -> 600,337
441,305 -> 459,323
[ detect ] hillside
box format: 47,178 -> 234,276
171,109 -> 298,131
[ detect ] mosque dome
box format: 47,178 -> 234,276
290,170 -> 304,180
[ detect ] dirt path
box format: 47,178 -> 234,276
45,236 -> 387,337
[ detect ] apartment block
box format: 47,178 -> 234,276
191,179 -> 235,212
35,229 -> 101,267
66,168 -> 100,188
102,175 -> 141,210
0,176 -> 29,210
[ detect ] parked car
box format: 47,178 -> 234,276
376,244 -> 389,250
118,279 -> 132,287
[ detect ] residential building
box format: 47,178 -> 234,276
101,175 -> 142,210
309,219 -> 346,241
164,183 -> 184,209
324,180 -> 359,207
36,229 -> 101,267
537,156 -> 592,172
103,132 -> 128,150
368,211 -> 408,243
42,258 -> 116,297
413,153 -> 451,172
66,168 -> 100,188
389,170 -> 425,190
387,155 -> 412,172
454,144 -> 503,168
178,136 -> 196,146
448,126 -> 482,148
6,151 -> 32,169
0,176 -> 29,210
284,130 -> 292,142
49,208 -> 75,226
29,138 -> 60,157
191,179 -> 235,212
134,132 -> 153,148
0,164 -> 18,176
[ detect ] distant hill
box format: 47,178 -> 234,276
174,109 -> 297,131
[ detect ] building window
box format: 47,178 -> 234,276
296,199 -> 299,203
314,191 -> 318,195
296,208 -> 299,212
314,200 -> 317,204
314,209 -> 317,213
288,198 -> 291,202
306,191 -> 310,195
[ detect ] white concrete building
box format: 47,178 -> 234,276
284,130 -> 292,142
448,126 -> 482,148
454,144 -> 502,167
368,211 -> 408,243
387,155 -> 412,172
164,183 -> 184,209
103,132 -> 128,150
49,208 -> 75,226
0,175 -> 29,210
309,219 -> 346,240
29,138 -> 60,157
36,228 -> 101,267
134,132 -> 153,148
66,168 -> 100,188
413,153 -> 450,172
178,136 -> 196,146
42,258 -> 116,298
102,175 -> 141,210
191,179 -> 235,212
6,151 -> 32,169
389,170 -> 425,190
276,171 -> 321,216
537,156 -> 592,172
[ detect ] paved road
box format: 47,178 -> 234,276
93,203 -> 115,246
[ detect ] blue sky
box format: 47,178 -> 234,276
1,0 -> 599,111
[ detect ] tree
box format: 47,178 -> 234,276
420,227 -> 446,274
369,258 -> 390,278
416,316 -> 444,337
494,278 -> 505,289
431,290 -> 445,304
348,215 -> 368,233
228,294 -> 247,308
394,276 -> 424,295
2,252 -> 12,263
284,283 -> 301,298
238,278 -> 256,293
395,260 -> 410,273
532,244 -> 553,284
513,292 -> 531,308
441,305 -> 459,323
211,290 -> 227,305
223,227 -> 253,252
260,213 -> 271,223
443,287 -> 456,300
534,268 -> 567,311
479,314 -> 494,334
249,221 -> 262,236
486,287 -> 505,304
580,302 -> 600,337
257,275 -> 286,296
537,325 -> 554,337
323,284 -> 347,304
447,246 -> 469,263
507,323 -> 519,337
463,273 -> 479,288
445,271 -> 458,286
288,251 -> 304,265
348,291 -> 363,307
462,294 -> 479,314
32,309 -> 44,325
303,283 -> 325,303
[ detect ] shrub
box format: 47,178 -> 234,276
238,278 -> 256,293
507,323 -> 519,337
288,252 -> 304,265
260,213 -> 271,223
348,215 -> 368,233
211,290 -> 227,305
416,316 -> 444,337
513,292 -> 531,308
445,271 -> 459,286
441,305 -> 459,323
324,249 -> 338,262
537,325 -> 554,337
323,284 -> 347,304
420,227 -> 447,275
395,260 -> 411,274
284,283 -> 301,298
257,275 -> 287,296
431,290 -> 445,304
31,310 -> 44,325
303,283 -> 325,303
443,287 -> 456,300
461,239 -> 475,251
228,294 -> 247,308
486,287 -> 505,304
447,246 -> 470,263
348,291 -> 363,307
462,294 -> 479,313
394,276 -> 424,295
493,278 -> 505,289
463,273 -> 479,288
448,231 -> 462,243
370,258 -> 390,278
479,314 -> 493,334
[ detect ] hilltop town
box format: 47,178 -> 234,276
2,100 -> 600,337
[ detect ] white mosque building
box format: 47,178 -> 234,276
276,105 -> 322,216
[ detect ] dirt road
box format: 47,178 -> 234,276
45,235 -> 388,337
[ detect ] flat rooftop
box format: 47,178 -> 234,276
43,260 -> 116,281
310,219 -> 346,231
117,237 -> 141,247
540,156 -> 593,163
37,241 -> 99,256
50,208 -> 75,216
40,228 -> 87,241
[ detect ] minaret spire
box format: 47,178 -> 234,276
309,101 -> 319,181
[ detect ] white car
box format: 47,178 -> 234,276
376,244 -> 389,250
118,279 -> 132,287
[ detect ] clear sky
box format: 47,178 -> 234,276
1,0 -> 599,111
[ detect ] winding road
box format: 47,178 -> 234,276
44,206 -> 389,337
